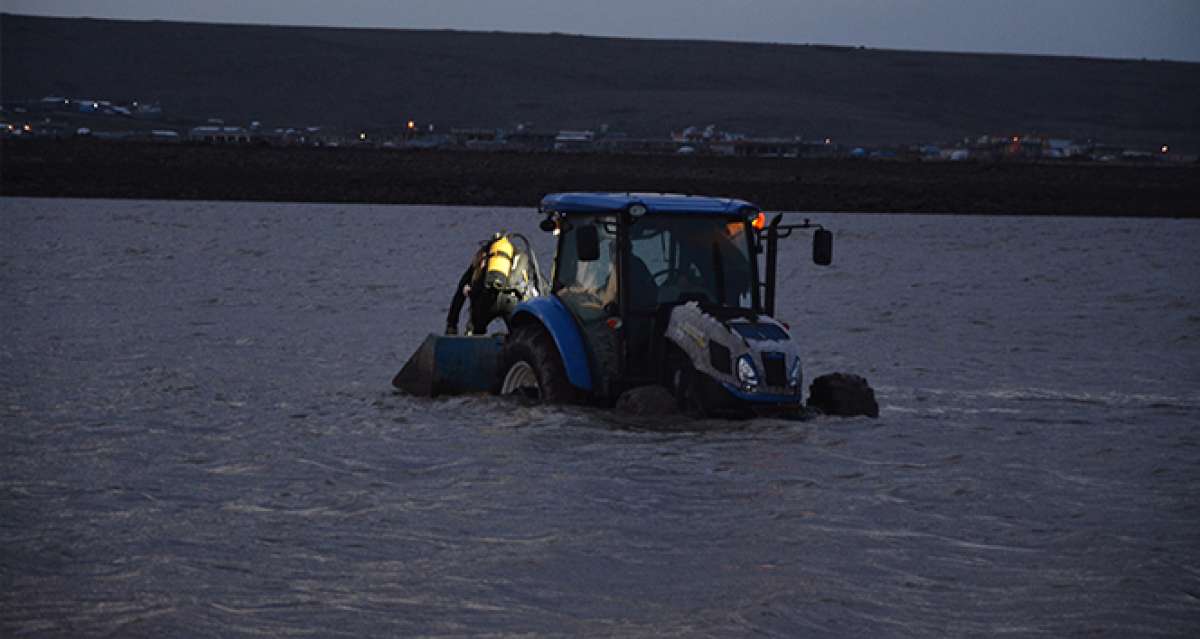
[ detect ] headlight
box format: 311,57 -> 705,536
788,357 -> 803,390
736,354 -> 760,392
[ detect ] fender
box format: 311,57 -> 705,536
509,296 -> 593,392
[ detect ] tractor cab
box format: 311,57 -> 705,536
546,195 -> 764,397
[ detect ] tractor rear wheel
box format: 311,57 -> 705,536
496,324 -> 578,403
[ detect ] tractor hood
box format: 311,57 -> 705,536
665,302 -> 804,404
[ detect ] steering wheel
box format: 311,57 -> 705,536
651,267 -> 681,285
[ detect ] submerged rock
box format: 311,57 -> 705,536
808,373 -> 879,418
615,385 -> 679,417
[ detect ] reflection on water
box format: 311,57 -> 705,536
2,199 -> 1198,636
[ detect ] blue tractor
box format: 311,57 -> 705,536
394,192 -> 877,417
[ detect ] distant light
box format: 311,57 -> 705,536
359,132 -> 367,141
407,120 -> 415,130
824,137 -> 832,145
93,102 -> 99,109
1161,145 -> 1169,154
1012,136 -> 1020,143
22,124 -> 31,132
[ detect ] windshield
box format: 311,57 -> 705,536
628,214 -> 756,309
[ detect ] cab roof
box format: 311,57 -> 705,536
540,192 -> 759,216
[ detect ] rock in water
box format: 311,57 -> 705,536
807,373 -> 879,418
615,385 -> 679,417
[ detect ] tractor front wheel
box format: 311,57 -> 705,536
666,348 -> 714,417
666,345 -> 751,419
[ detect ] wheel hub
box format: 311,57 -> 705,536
500,361 -> 541,399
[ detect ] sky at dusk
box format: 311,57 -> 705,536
3,0 -> 1199,62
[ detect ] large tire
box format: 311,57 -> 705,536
496,324 -> 579,403
665,349 -> 704,416
807,373 -> 879,418
665,346 -> 731,418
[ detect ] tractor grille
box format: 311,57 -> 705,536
762,352 -> 787,387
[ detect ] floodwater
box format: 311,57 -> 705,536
2,198 -> 1198,637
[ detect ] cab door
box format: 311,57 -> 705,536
553,215 -> 621,395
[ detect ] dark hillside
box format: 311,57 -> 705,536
3,14 -> 1199,150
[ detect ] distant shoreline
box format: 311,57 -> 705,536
2,140 -> 1197,217
7,14 -> 1199,154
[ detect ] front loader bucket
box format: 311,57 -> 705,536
392,334 -> 505,397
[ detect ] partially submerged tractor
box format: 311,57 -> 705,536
394,192 -> 877,418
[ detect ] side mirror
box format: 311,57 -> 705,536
539,216 -> 557,233
813,228 -> 832,265
577,224 -> 600,261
